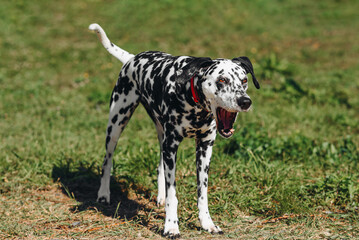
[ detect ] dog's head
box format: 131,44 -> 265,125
182,56 -> 260,138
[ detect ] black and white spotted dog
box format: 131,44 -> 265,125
89,23 -> 260,238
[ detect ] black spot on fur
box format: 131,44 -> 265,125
114,94 -> 119,102
119,103 -> 134,115
115,76 -> 134,95
107,126 -> 112,135
105,136 -> 111,150
119,116 -> 129,126
165,158 -> 174,171
204,165 -> 210,174
111,114 -> 118,124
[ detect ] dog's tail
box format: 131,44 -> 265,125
89,23 -> 135,64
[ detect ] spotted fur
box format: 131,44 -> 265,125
89,23 -> 259,238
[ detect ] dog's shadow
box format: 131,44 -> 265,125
51,160 -> 163,225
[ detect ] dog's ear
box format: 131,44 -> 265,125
178,57 -> 214,80
195,57 -> 214,70
232,56 -> 260,89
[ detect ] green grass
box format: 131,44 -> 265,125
1,0 -> 359,239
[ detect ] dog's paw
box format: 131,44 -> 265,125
163,219 -> 180,239
157,180 -> 166,207
97,189 -> 110,204
97,186 -> 110,204
157,196 -> 165,207
163,229 -> 180,239
206,225 -> 223,234
97,195 -> 110,204
200,218 -> 223,234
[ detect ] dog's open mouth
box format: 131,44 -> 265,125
216,107 -> 238,138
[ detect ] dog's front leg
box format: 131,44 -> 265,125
196,132 -> 223,234
162,129 -> 183,238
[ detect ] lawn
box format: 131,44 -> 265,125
0,0 -> 358,239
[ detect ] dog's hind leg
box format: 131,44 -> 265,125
155,122 -> 166,207
140,104 -> 165,207
97,75 -> 139,204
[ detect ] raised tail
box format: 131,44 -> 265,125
89,23 -> 135,64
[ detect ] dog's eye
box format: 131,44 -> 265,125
216,78 -> 228,89
242,79 -> 248,84
218,78 -> 228,84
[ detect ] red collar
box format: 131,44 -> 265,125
190,75 -> 199,103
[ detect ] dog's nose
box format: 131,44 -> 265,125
237,97 -> 252,110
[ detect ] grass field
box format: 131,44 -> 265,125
1,0 -> 359,239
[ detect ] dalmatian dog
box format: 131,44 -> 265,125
89,23 -> 260,238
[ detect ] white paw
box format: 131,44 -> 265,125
157,172 -> 166,207
163,229 -> 180,239
206,224 -> 223,234
157,195 -> 165,207
97,195 -> 110,204
200,218 -> 223,234
163,220 -> 180,239
97,188 -> 110,204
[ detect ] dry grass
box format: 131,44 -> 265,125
1,184 -> 357,239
